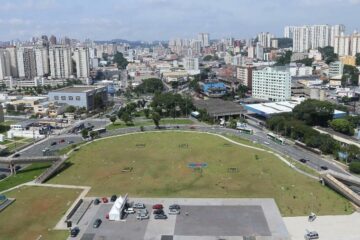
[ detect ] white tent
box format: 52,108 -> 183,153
108,196 -> 125,221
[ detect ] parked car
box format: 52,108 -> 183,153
169,204 -> 180,210
138,208 -> 148,214
320,166 -> 328,170
110,195 -> 117,202
124,208 -> 136,214
101,197 -> 108,203
168,209 -> 180,215
136,212 -> 149,220
152,204 -> 163,210
153,209 -> 164,215
154,214 -> 167,220
59,139 -> 65,143
299,158 -> 308,163
70,227 -> 80,237
51,141 -> 57,146
13,153 -> 21,158
94,198 -> 101,205
93,219 -> 102,228
305,231 -> 319,240
133,203 -> 146,209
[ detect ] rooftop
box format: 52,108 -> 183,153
50,85 -> 104,93
194,99 -> 244,117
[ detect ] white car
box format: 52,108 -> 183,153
136,213 -> 149,220
124,208 -> 136,214
168,209 -> 180,215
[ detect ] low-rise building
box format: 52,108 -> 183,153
48,85 -> 108,110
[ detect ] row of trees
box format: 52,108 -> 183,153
150,92 -> 193,118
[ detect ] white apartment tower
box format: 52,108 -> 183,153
257,32 -> 274,48
73,47 -> 90,79
293,26 -> 311,53
330,24 -> 345,47
310,25 -> 331,49
334,33 -> 351,56
34,46 -> 49,77
17,47 -> 37,79
5,46 -> 18,78
252,67 -> 291,101
49,46 -> 72,79
198,33 -> 210,47
0,50 -> 11,80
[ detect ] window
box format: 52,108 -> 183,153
76,96 -> 81,101
61,96 -> 66,100
54,96 -> 59,100
68,96 -> 73,100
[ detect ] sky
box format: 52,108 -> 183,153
0,0 -> 359,41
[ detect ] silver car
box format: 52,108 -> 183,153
168,209 -> 180,215
136,212 -> 149,220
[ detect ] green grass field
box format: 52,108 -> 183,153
0,186 -> 80,240
0,163 -> 52,192
49,131 -> 353,216
106,118 -> 194,130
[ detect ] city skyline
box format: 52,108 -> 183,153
0,0 -> 360,41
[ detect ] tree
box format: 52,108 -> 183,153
113,52 -> 128,69
121,112 -> 133,125
356,53 -> 360,66
65,105 -> 76,113
94,93 -> 105,110
296,58 -> 314,67
349,162 -> 360,174
89,131 -> 99,139
292,99 -> 335,126
203,55 -> 213,61
275,51 -> 292,66
229,118 -> 237,129
109,115 -> 117,125
152,111 -> 161,129
134,78 -> 164,94
342,65 -> 359,86
81,129 -> 89,139
329,119 -> 355,136
318,46 -> 338,64
144,109 -> 150,118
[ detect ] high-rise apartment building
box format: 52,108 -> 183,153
257,32 -> 274,48
334,33 -> 351,56
5,46 -> 18,78
236,66 -> 254,89
0,49 -> 11,80
330,24 -> 346,47
49,45 -> 72,79
198,33 -> 210,47
17,47 -> 37,79
73,47 -> 90,79
252,67 -> 291,101
34,46 -> 49,77
285,24 -> 344,52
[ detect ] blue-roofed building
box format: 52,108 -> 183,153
202,82 -> 227,98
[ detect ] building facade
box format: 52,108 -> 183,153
252,67 -> 291,101
49,45 -> 72,79
73,47 -> 90,79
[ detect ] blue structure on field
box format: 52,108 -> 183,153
202,82 -> 227,98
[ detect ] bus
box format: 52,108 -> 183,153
267,132 -> 285,145
236,123 -> 254,135
93,128 -> 107,134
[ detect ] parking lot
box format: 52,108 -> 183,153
70,198 -> 290,240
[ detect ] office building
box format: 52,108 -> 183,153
183,57 -> 200,75
328,61 -> 344,77
49,45 -> 72,79
198,33 -> 210,47
73,47 -> 90,78
17,47 -> 37,79
48,85 -> 108,110
252,67 -> 291,101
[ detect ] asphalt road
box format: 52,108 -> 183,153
10,120 -> 349,176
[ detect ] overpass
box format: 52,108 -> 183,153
0,156 -> 64,175
321,170 -> 360,207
